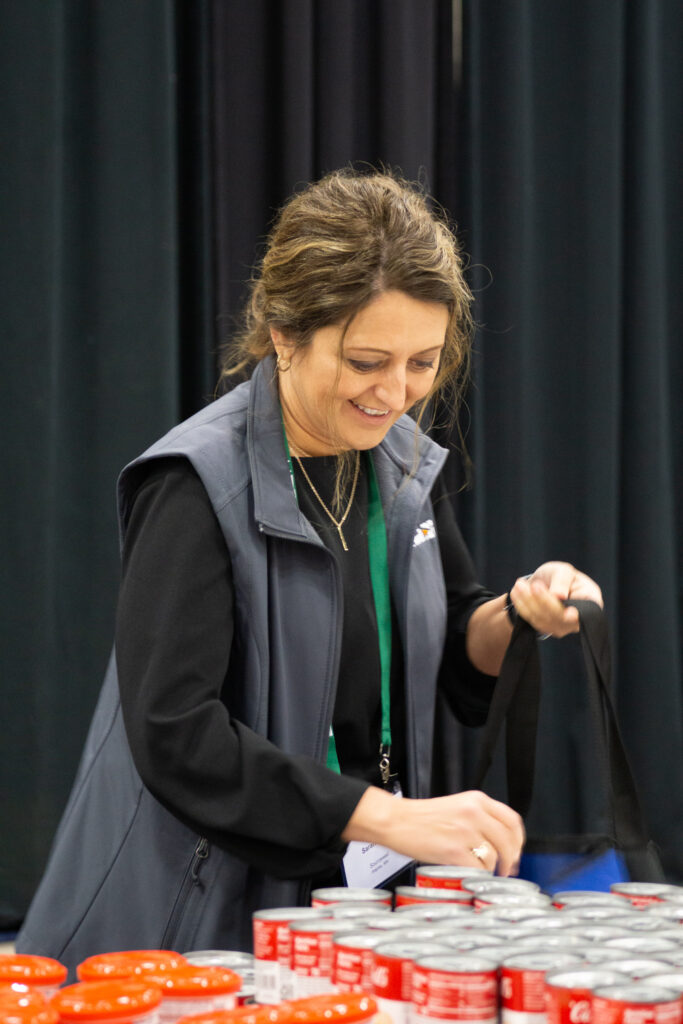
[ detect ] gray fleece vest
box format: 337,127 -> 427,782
17,357 -> 448,974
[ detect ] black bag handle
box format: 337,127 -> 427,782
471,600 -> 655,855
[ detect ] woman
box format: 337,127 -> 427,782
17,170 -> 601,971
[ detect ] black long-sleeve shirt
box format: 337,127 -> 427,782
116,455 -> 496,878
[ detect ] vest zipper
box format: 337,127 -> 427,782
161,837 -> 210,947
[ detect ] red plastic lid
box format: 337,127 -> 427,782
139,966 -> 241,997
0,987 -> 59,1024
286,995 -> 378,1024
77,952 -> 187,983
0,958 -> 68,988
51,981 -> 163,1020
175,1007 -> 295,1024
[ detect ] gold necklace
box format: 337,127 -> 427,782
294,451 -> 361,552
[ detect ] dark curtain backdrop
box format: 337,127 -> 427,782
2,0 -> 681,927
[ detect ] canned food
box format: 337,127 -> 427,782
287,993 -> 378,1024
500,952 -> 583,1024
394,905 -> 475,922
610,885 -> 677,909
395,888 -> 472,908
370,942 -> 450,1024
327,903 -> 391,920
310,889 -> 392,908
602,963 -> 678,982
577,948 -> 643,968
544,968 -> 630,1024
604,939 -> 679,957
51,981 -> 163,1024
440,933 -> 506,955
560,928 -> 634,945
331,932 -> 386,993
140,966 -> 241,1024
591,984 -> 682,1024
415,867 -> 491,891
645,978 -> 683,997
77,951 -> 187,982
474,893 -> 551,912
252,907 -> 323,1004
0,957 -> 68,999
412,954 -> 498,1024
0,986 -> 58,1024
552,894 -> 624,911
182,953 -> 254,1005
289,919 -> 355,999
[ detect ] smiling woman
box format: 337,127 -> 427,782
17,168 -> 602,973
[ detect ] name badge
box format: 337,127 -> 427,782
341,783 -> 414,889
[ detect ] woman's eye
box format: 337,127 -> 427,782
347,359 -> 382,373
410,359 -> 436,371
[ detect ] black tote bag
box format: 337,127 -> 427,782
471,600 -> 665,891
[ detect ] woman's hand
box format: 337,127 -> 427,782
509,562 -> 603,639
341,787 -> 525,877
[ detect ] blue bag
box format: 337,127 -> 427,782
472,600 -> 664,893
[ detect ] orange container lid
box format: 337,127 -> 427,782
77,953 -> 187,983
51,981 -> 163,1020
139,966 -> 241,997
286,996 -> 378,1024
175,1007 -> 295,1024
0,958 -> 68,988
0,986 -> 59,1024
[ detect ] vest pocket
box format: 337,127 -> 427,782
161,837 -> 210,948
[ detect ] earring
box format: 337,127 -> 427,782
277,353 -> 291,372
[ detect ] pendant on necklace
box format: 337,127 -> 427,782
337,526 -> 349,552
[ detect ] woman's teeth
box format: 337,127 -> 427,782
353,401 -> 389,417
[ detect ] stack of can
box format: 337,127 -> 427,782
247,874 -> 683,1024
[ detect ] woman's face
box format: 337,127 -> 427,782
274,289 -> 448,456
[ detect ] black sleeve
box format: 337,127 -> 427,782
431,472 -> 499,726
115,457 -> 369,879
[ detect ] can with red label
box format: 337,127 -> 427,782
591,984 -> 682,1024
395,887 -> 473,908
289,918 -> 357,999
371,942 -> 451,1024
310,888 -> 392,909
332,931 -> 386,993
610,885 -> 675,909
576,948 -> 642,968
415,867 -> 492,891
477,906 -> 554,927
500,952 -> 583,1024
252,906 -> 323,1004
544,968 -> 632,1024
412,954 -> 499,1024
517,934 -> 587,952
440,933 -> 506,955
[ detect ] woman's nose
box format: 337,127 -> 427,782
374,366 -> 407,410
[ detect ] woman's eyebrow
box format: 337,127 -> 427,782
345,343 -> 445,355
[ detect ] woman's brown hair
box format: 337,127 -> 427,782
219,168 -> 473,503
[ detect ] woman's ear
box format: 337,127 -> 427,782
270,327 -> 295,362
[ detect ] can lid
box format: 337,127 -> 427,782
413,955 -> 498,973
175,1006 -> 295,1024
310,889 -> 391,904
253,908 -> 325,923
0,958 -> 68,987
139,966 -> 241,996
593,985 -> 681,1004
77,952 -> 187,982
394,887 -> 470,903
51,981 -> 163,1019
373,942 -> 451,961
545,968 -> 640,989
287,994 -> 378,1023
502,952 -> 584,972
0,986 -> 59,1024
183,954 -> 254,971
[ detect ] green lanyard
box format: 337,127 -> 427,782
279,417 -> 393,785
